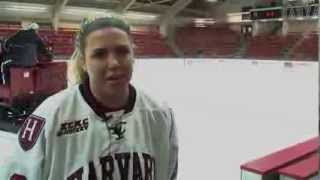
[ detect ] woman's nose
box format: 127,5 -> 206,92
106,52 -> 120,68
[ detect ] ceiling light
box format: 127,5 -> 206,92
123,12 -> 159,21
4,5 -> 48,12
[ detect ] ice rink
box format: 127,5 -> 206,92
0,58 -> 318,180
132,59 -> 317,180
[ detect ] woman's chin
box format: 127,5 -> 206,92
104,79 -> 128,89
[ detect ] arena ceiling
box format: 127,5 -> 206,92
0,0 -> 269,28
0,0 -> 243,24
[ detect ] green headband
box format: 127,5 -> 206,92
76,16 -> 131,50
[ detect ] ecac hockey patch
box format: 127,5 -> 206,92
57,118 -> 89,137
19,115 -> 45,151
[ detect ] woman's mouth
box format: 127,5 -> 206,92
107,75 -> 125,82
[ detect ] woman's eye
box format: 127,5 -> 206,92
92,50 -> 108,58
90,46 -> 130,59
114,46 -> 130,57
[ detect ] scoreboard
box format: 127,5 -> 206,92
243,3 -> 319,21
250,8 -> 282,20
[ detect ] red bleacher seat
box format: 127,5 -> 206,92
132,28 -> 175,57
246,35 -> 293,59
175,25 -> 240,58
2,24 -> 177,58
277,153 -> 318,179
39,29 -> 76,56
241,137 -> 318,177
292,34 -> 318,61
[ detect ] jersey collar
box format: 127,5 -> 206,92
79,77 -> 136,119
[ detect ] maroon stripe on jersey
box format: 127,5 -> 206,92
10,174 -> 27,180
79,77 -> 136,119
88,161 -> 97,180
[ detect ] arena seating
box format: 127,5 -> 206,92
0,23 -> 317,60
39,28 -> 76,57
0,23 -> 20,39
175,25 -> 240,58
245,34 -> 298,59
131,26 -> 175,58
292,33 -> 318,61
244,33 -> 319,61
0,24 -> 76,57
0,24 -> 175,58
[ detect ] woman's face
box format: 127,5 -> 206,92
83,27 -> 133,93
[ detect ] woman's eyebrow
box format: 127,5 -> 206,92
91,47 -> 108,53
91,45 -> 129,52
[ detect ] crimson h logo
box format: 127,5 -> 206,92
21,119 -> 38,141
19,115 -> 45,151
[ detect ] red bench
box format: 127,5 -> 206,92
278,153 -> 318,180
240,137 -> 318,180
0,67 -> 36,106
0,61 -> 67,107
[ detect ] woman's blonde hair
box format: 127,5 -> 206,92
68,48 -> 85,85
68,16 -> 131,85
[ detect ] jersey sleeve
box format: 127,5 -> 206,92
168,108 -> 178,180
2,92 -> 63,180
0,114 -> 47,180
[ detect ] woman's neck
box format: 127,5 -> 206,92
90,82 -> 130,110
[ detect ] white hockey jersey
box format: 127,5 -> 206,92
1,83 -> 178,180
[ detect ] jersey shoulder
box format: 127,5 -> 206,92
30,86 -> 82,132
136,88 -> 171,112
35,85 -> 80,114
135,88 -> 174,126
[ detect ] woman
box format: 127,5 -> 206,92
2,16 -> 178,180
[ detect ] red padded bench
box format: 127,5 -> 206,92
278,153 -> 318,180
0,61 -> 67,107
0,67 -> 36,106
240,137 -> 318,180
35,61 -> 67,95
